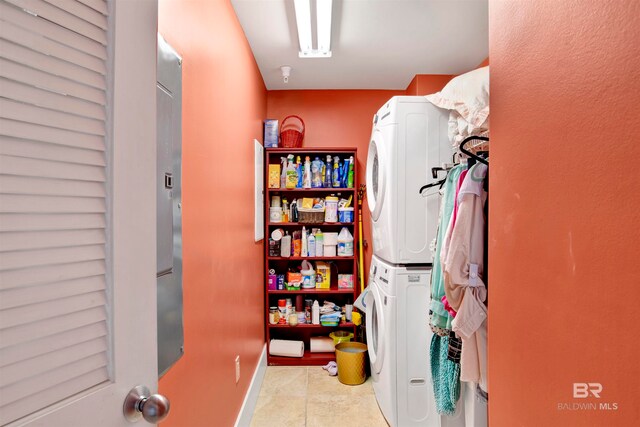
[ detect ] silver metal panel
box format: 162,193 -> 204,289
157,34 -> 184,377
157,85 -> 174,275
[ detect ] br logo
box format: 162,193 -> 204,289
573,383 -> 602,398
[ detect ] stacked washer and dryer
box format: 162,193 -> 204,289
364,97 -> 484,427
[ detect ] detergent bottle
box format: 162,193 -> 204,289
324,154 -> 332,187
303,156 -> 312,188
296,156 -> 303,188
285,155 -> 298,189
332,156 -> 341,188
347,156 -> 355,188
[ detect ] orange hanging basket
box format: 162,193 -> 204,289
280,115 -> 305,148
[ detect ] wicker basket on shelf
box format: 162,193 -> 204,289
280,115 -> 305,148
297,208 -> 324,224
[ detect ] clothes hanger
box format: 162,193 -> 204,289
460,136 -> 489,166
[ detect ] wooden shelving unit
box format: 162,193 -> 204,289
264,147 -> 359,366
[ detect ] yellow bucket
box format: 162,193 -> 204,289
335,342 -> 368,385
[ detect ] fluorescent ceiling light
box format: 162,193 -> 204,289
294,0 -> 332,58
316,0 -> 332,54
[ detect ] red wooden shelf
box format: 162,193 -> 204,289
265,147 -> 356,153
267,187 -> 355,192
267,350 -> 337,366
268,288 -> 355,294
264,147 -> 359,366
267,222 -> 354,227
268,256 -> 355,261
268,322 -> 355,329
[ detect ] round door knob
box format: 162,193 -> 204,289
124,385 -> 171,423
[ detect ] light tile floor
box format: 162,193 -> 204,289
250,366 -> 389,427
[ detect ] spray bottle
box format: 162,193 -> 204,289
347,156 -> 355,188
324,155 -> 332,187
303,156 -> 312,188
285,155 -> 297,189
341,157 -> 350,188
296,156 -> 303,188
332,156 -> 341,188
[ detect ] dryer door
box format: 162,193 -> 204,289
366,129 -> 386,222
366,282 -> 386,374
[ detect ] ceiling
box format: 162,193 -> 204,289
231,0 -> 488,90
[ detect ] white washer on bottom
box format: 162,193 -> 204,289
365,255 -> 441,426
365,255 -> 486,427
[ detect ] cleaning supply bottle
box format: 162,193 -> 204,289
296,156 -> 303,188
337,227 -> 354,256
291,199 -> 299,223
280,157 -> 287,188
282,198 -> 289,222
324,155 -> 332,187
341,157 -> 350,187
311,157 -> 323,188
315,231 -> 324,256
332,156 -> 341,188
347,156 -> 354,188
285,155 -> 297,189
303,156 -> 312,188
312,300 -> 320,325
301,226 -> 308,257
292,230 -> 301,257
308,232 -> 316,257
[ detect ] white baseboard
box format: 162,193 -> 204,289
234,344 -> 267,427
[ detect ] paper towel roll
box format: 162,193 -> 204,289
310,336 -> 335,353
269,339 -> 304,357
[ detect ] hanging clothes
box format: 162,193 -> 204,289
430,334 -> 461,415
429,164 -> 464,416
443,162 -> 488,391
430,164 -> 464,331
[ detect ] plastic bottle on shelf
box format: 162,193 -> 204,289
347,156 -> 354,188
311,157 -> 324,188
303,156 -> 312,188
296,156 -> 303,188
301,226 -> 308,257
312,300 -> 320,325
308,232 -> 316,257
282,198 -> 289,222
337,227 -> 354,256
280,157 -> 287,188
291,199 -> 299,223
292,230 -> 301,257
341,157 -> 350,188
315,231 -> 324,256
324,155 -> 332,187
332,156 -> 341,188
285,155 -> 297,189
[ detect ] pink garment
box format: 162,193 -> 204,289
443,163 -> 488,391
441,296 -> 457,317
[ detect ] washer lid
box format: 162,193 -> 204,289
366,282 -> 386,374
366,130 -> 386,221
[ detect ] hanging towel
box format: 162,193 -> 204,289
430,334 -> 461,415
430,164 -> 464,330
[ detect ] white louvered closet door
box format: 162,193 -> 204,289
0,1 -> 158,426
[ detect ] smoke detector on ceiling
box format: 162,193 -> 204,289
281,66 -> 292,83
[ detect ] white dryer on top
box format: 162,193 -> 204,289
366,96 -> 451,265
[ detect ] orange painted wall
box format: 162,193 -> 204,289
267,90 -> 403,277
158,1 -> 267,426
488,1 -> 640,425
406,74 -> 454,96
